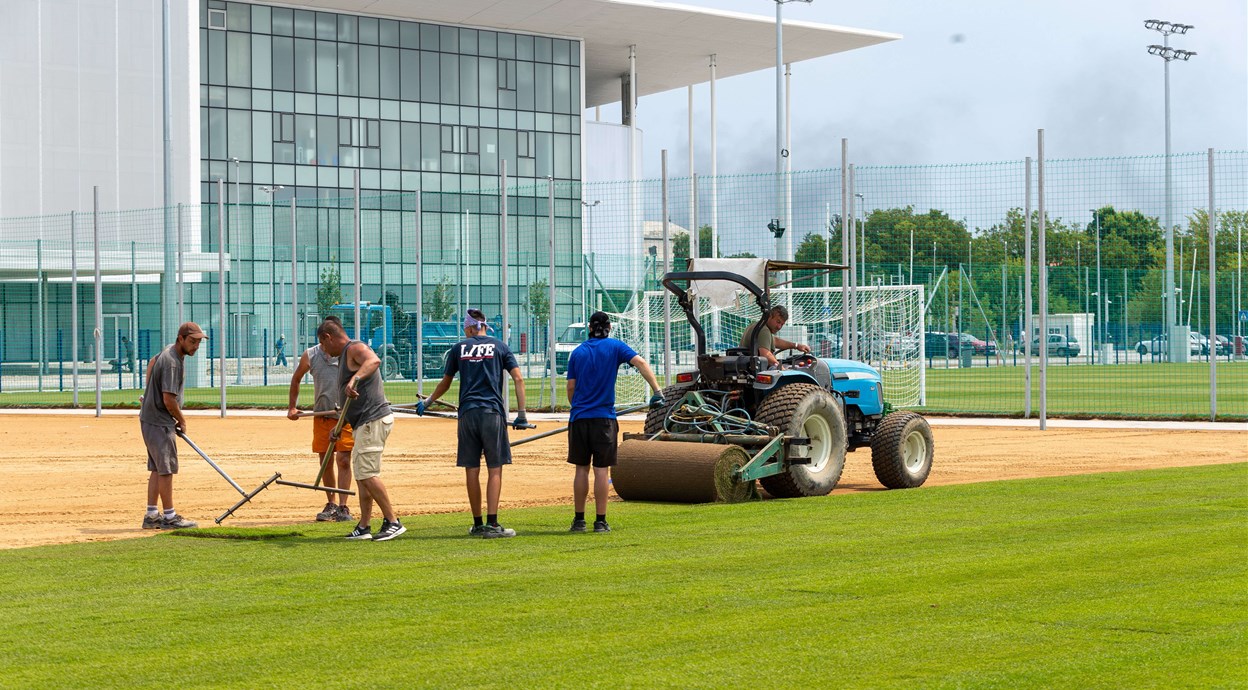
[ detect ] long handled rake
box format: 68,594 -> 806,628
276,398 -> 356,496
392,404 -> 537,432
177,430 -> 282,524
508,403 -> 649,447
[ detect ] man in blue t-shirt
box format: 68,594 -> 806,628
421,309 -> 528,539
565,311 -> 664,533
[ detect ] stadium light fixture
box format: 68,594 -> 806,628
1146,18 -> 1195,360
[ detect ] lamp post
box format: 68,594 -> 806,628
1145,19 -> 1195,361
581,200 -> 600,321
774,0 -> 812,261
260,185 -> 285,348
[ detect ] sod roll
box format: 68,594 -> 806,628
612,440 -> 754,503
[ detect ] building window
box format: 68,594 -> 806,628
440,125 -> 479,154
338,117 -> 380,148
273,113 -> 294,143
498,59 -> 516,91
517,130 -> 535,159
208,8 -> 227,30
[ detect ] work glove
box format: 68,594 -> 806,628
415,400 -> 427,416
512,413 -> 529,430
649,392 -> 665,410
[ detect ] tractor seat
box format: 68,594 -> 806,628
725,347 -> 749,357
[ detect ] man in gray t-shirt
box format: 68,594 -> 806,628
139,322 -> 208,531
739,305 -> 810,369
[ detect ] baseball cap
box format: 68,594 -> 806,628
589,311 -> 611,328
178,322 -> 209,340
464,309 -> 490,331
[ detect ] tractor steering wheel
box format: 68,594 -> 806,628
775,349 -> 818,369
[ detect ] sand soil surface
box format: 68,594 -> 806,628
3,414 -> 1243,549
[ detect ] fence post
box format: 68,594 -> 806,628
661,150 -> 671,387
499,161 -> 508,412
37,238 -> 44,393
1037,130 -> 1047,430
416,191 -> 424,395
548,176 -> 557,412
1208,148 -> 1216,421
71,211 -> 79,407
217,179 -> 227,417
1024,156 -> 1032,418
93,186 -> 103,418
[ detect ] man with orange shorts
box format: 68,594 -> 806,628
287,317 -> 356,522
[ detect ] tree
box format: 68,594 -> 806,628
793,232 -> 830,288
424,277 -> 455,321
672,225 -> 718,269
316,266 -> 345,318
526,279 -> 551,324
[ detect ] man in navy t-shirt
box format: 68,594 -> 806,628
565,311 -> 664,533
421,309 -> 528,539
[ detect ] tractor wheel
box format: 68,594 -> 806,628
381,356 -> 401,380
643,383 -> 693,436
869,412 -> 934,489
754,383 -> 847,498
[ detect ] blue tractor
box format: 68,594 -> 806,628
612,260 -> 934,502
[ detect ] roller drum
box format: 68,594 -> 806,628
613,440 -> 754,503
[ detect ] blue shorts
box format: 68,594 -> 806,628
456,408 -> 512,469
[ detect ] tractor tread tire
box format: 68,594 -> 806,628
754,383 -> 846,498
644,383 -> 694,436
869,411 -> 934,489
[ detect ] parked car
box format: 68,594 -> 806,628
958,332 -> 997,356
925,332 -> 954,358
1030,333 -> 1081,357
1134,333 -> 1202,356
1214,335 -> 1232,356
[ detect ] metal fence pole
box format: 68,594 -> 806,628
1208,148 -> 1216,421
353,169 -> 361,338
37,239 -> 44,393
1037,130 -> 1047,430
849,164 -> 857,361
217,179 -> 227,417
548,176 -> 557,412
415,191 -> 424,394
841,138 -> 849,359
290,198 -> 297,358
500,160 -> 509,412
131,241 -> 138,388
1023,157 -> 1033,418
176,202 -> 184,323
71,211 -> 79,407
661,150 -> 671,386
93,186 -> 103,417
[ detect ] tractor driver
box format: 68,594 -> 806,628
740,305 -> 810,369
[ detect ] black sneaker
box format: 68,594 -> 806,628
569,518 -> 587,533
593,520 -> 611,533
141,515 -> 162,530
374,520 -> 406,542
315,502 -> 338,522
345,523 -> 373,540
334,504 -> 354,522
160,514 -> 198,529
468,524 -> 487,537
483,523 -> 516,539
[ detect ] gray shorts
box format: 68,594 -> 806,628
142,422 -> 178,475
456,408 -> 512,469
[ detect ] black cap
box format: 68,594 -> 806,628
589,311 -> 611,328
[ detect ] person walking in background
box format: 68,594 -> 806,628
287,319 -> 356,523
565,311 -> 664,533
317,318 -> 404,541
139,322 -> 208,531
274,334 -> 288,367
420,308 -> 528,539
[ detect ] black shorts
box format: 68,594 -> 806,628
457,408 -> 512,469
567,418 -> 620,468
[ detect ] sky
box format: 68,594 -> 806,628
602,0 -> 1248,178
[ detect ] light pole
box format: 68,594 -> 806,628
775,0 -> 812,261
581,200 -> 600,321
1145,19 -> 1195,361
854,192 -> 864,286
260,185 -> 285,348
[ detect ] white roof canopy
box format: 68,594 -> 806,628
287,0 -> 900,106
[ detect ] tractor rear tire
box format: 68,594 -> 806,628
869,412 -> 934,489
643,383 -> 693,436
754,383 -> 847,498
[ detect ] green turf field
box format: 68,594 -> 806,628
918,361 -> 1247,420
2,464 -> 1244,687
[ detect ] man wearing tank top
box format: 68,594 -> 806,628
286,315 -> 356,523
316,318 -> 404,542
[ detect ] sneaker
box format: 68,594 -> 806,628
315,502 -> 338,522
569,518 -> 587,533
373,520 -> 406,542
160,514 -> 198,530
468,524 -> 487,537
345,524 -> 373,540
593,520 -> 611,533
334,504 -> 354,522
141,514 -> 162,530
483,523 -> 516,539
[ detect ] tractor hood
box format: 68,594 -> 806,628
821,358 -> 882,381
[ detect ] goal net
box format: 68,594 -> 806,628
606,282 -> 926,409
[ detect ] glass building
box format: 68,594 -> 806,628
198,0 -> 584,353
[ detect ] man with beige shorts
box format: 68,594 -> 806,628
287,316 -> 356,523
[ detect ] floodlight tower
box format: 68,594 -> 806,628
1145,19 -> 1195,361
774,0 -> 812,260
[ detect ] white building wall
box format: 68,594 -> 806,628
0,0 -> 198,236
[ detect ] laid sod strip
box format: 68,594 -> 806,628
1,464 -> 1244,687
